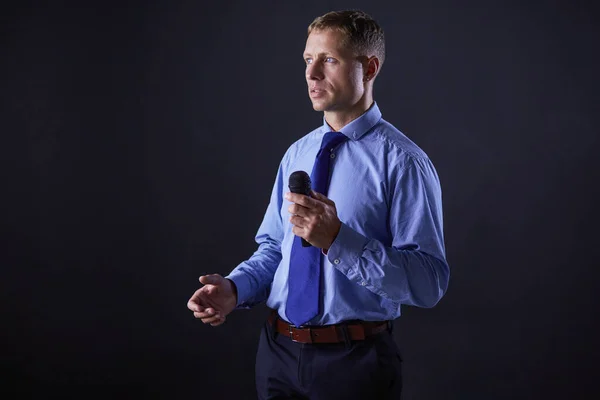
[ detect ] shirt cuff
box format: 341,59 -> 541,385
326,222 -> 368,276
224,269 -> 253,308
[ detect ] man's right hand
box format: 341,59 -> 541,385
187,274 -> 238,327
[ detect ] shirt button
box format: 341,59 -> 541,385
330,153 -> 335,159
361,281 -> 367,286
333,259 -> 340,265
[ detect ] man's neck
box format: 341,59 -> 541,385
324,99 -> 374,132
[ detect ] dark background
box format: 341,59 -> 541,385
2,0 -> 599,399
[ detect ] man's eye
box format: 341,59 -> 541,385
325,57 -> 335,63
305,58 -> 313,64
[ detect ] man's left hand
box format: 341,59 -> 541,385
286,190 -> 341,250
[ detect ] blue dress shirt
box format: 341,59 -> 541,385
226,102 -> 450,325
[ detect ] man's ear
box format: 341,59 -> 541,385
364,56 -> 380,82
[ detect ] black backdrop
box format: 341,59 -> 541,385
2,1 -> 599,399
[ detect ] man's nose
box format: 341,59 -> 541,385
306,63 -> 323,80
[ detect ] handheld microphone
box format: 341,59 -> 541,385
288,171 -> 312,247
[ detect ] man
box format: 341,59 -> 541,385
187,10 -> 450,400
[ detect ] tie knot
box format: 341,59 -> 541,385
319,131 -> 348,155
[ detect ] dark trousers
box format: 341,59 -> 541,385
255,319 -> 403,400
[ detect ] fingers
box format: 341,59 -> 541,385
189,281 -> 228,327
310,190 -> 335,206
285,192 -> 318,208
188,287 -> 221,313
286,191 -> 335,209
193,307 -> 218,319
194,293 -> 225,324
199,274 -> 224,286
193,305 -> 220,320
194,310 -> 226,326
292,225 -> 304,238
293,225 -> 315,244
288,202 -> 308,217
187,289 -> 209,312
187,299 -> 204,313
289,215 -> 307,228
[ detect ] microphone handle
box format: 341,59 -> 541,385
290,185 -> 312,247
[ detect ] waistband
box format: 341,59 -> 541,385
267,310 -> 391,344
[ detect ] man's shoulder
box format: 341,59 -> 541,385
283,127 -> 322,164
371,118 -> 429,161
294,125 -> 322,145
281,126 -> 322,160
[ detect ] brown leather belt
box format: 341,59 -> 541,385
268,310 -> 390,344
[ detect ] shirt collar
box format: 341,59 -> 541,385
320,101 -> 382,141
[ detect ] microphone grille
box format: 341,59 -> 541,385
288,171 -> 311,195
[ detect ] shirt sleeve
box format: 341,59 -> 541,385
326,156 -> 450,308
225,154 -> 286,308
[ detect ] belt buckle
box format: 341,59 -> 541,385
289,325 -> 297,342
289,325 -> 314,343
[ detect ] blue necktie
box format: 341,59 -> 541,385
285,131 -> 349,327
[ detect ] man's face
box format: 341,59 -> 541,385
303,29 -> 365,114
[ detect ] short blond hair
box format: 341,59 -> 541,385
308,10 -> 385,66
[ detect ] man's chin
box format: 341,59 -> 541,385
310,100 -> 327,112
